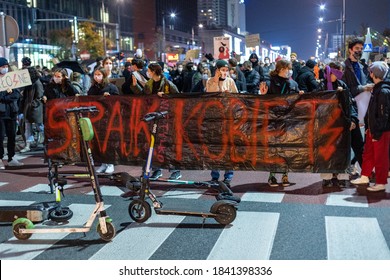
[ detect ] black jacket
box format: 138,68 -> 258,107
267,75 -> 300,95
244,69 -> 260,94
87,83 -> 119,96
0,89 -> 20,120
44,80 -> 78,100
364,81 -> 390,140
342,58 -> 368,98
296,66 -> 319,92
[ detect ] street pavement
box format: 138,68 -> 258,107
1,148 -> 390,260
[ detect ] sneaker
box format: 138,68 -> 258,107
322,179 -> 333,187
150,169 -> 162,180
350,175 -> 369,185
20,145 -> 31,153
268,176 -> 278,187
168,170 -> 182,180
8,159 -> 24,167
281,174 -> 290,187
0,160 -> 4,170
96,163 -> 107,173
367,184 -> 386,192
105,164 -> 114,174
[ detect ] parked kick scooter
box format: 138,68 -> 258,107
12,106 -> 116,241
128,111 -> 238,225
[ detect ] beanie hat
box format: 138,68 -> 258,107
22,57 -> 31,66
0,57 -> 9,67
216,59 -> 229,69
306,59 -> 317,69
369,61 -> 389,80
291,52 -> 297,58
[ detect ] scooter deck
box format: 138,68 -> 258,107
0,201 -> 58,223
155,208 -> 217,218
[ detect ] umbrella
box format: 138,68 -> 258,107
56,60 -> 84,74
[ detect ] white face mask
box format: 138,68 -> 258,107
264,60 -> 270,64
94,75 -> 103,82
202,74 -> 209,80
178,67 -> 183,72
230,74 -> 237,79
288,70 -> 293,78
53,77 -> 62,84
0,68 -> 8,75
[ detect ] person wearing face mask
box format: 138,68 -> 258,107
229,68 -> 246,92
242,61 -> 260,94
342,38 -> 375,177
206,60 -> 238,188
0,58 -> 24,169
262,56 -> 274,81
350,61 -> 390,192
42,68 -> 78,102
295,59 -> 320,93
130,62 -> 181,180
259,59 -> 303,187
191,68 -> 211,92
172,62 -> 185,92
191,63 -> 205,91
319,62 -> 358,188
228,58 -> 246,92
88,67 -> 119,175
102,57 -> 119,79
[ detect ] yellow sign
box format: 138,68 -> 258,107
0,69 -> 32,91
167,53 -> 179,61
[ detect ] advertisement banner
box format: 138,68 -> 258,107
45,91 -> 350,173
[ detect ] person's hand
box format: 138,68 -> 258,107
103,92 -> 110,96
157,92 -> 164,97
364,83 -> 374,92
350,122 -> 356,131
337,86 -> 344,92
132,75 -> 137,86
42,96 -> 47,103
75,94 -> 80,97
298,90 -> 304,95
259,82 -> 268,95
7,88 -> 12,94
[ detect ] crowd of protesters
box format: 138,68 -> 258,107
0,37 -> 389,192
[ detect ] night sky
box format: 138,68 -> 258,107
245,0 -> 390,60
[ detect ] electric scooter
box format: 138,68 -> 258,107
127,111 -> 238,225
12,106 -> 116,241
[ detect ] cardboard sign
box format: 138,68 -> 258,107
0,69 -> 32,91
214,36 -> 230,60
245,34 -> 260,48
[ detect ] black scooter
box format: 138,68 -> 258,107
127,111 -> 238,225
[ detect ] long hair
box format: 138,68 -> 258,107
148,63 -> 162,77
270,60 -> 291,77
52,68 -> 69,92
91,67 -> 110,88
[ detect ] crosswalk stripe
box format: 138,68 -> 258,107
0,200 -> 36,206
326,194 -> 368,208
90,213 -> 185,260
0,182 -> 8,187
162,188 -> 204,199
325,216 -> 390,259
21,183 -> 72,193
207,211 -> 280,260
241,192 -> 284,203
87,185 -> 124,196
0,203 -> 109,260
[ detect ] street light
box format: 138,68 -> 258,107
162,12 -> 175,61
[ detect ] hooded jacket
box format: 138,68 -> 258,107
296,66 -> 319,92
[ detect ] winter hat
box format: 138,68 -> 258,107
306,59 -> 317,69
216,59 -> 229,69
291,52 -> 297,58
0,57 -> 9,67
21,57 -> 31,66
369,61 -> 389,80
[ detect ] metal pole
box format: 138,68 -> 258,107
162,12 -> 165,61
116,4 -> 120,52
102,1 -> 107,56
342,0 -> 346,58
0,12 -> 6,47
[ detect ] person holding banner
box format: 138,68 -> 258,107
259,59 -> 303,187
351,61 -> 390,192
130,62 -> 182,180
42,68 -> 78,102
0,58 -> 24,169
206,60 -> 238,187
88,67 -> 119,175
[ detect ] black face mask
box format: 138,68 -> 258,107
353,51 -> 362,60
219,77 -> 226,81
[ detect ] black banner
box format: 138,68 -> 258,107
45,91 -> 350,173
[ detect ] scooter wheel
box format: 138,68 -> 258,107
97,220 -> 116,242
12,218 -> 34,240
49,207 -> 74,222
128,199 -> 151,223
214,204 -> 237,225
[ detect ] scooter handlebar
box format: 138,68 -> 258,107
65,106 -> 99,113
143,111 -> 168,122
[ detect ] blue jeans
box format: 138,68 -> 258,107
211,170 -> 234,181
